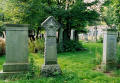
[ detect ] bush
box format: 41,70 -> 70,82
26,58 -> 36,79
28,39 -> 44,53
58,40 -> 84,53
116,54 -> 120,69
0,38 -> 5,56
94,52 -> 102,65
97,37 -> 103,43
117,37 -> 120,42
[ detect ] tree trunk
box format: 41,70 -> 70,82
47,0 -> 51,6
63,28 -> 71,41
63,12 -> 71,41
58,28 -> 64,44
36,27 -> 40,39
75,30 -> 79,41
58,28 -> 64,52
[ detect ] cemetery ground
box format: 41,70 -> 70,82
0,43 -> 120,83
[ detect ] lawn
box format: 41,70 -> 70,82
0,43 -> 120,83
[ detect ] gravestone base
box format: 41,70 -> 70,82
0,71 -> 22,79
3,63 -> 29,72
41,64 -> 62,77
0,63 -> 29,79
101,62 -> 117,72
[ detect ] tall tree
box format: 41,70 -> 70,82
1,0 -> 99,41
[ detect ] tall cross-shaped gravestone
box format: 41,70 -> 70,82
41,16 -> 61,76
0,24 -> 29,78
101,27 -> 117,71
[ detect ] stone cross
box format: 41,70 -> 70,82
101,28 -> 117,71
41,16 -> 61,76
2,24 -> 29,73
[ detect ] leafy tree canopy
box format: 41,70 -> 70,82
101,0 -> 120,29
1,0 -> 99,32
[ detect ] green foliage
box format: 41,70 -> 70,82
97,37 -> 103,43
1,0 -> 47,30
101,0 -> 120,29
47,0 -> 100,32
34,39 -> 44,53
0,2 -> 4,27
0,55 -> 5,70
1,0 -> 100,33
58,40 -> 84,53
26,58 -> 36,79
117,37 -> 120,42
28,40 -> 35,53
70,1 -> 99,29
93,47 -> 102,65
28,39 -> 44,53
117,44 -> 120,65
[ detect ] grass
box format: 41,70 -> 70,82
0,55 -> 5,70
0,43 -> 120,83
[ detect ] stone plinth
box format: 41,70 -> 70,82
41,16 -> 61,76
0,24 -> 29,78
101,28 -> 117,71
41,64 -> 61,76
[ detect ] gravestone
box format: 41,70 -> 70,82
71,29 -> 75,40
94,26 -> 97,42
0,24 -> 29,78
41,16 -> 61,76
101,28 -> 117,71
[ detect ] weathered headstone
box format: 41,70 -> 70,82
41,16 -> 61,76
0,24 -> 29,78
83,34 -> 88,41
101,28 -> 117,71
94,26 -> 97,42
70,29 -> 75,40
